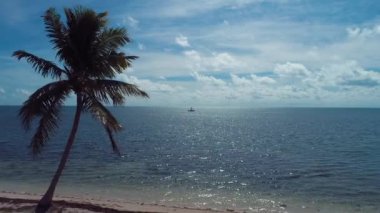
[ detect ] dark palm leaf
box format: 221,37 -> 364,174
83,95 -> 122,154
30,105 -> 60,154
19,81 -> 71,153
19,80 -> 71,130
43,8 -> 78,70
108,52 -> 136,73
83,95 -> 122,131
86,79 -> 148,105
86,53 -> 138,79
96,28 -> 130,53
15,6 -> 148,156
13,6 -> 149,210
105,126 -> 121,155
87,28 -> 136,78
65,7 -> 101,58
43,8 -> 68,58
13,50 -> 66,79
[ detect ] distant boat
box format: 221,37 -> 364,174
188,107 -> 195,112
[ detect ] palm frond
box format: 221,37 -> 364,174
96,28 -> 130,53
86,52 -> 137,79
83,95 -> 122,155
19,80 -> 71,154
30,106 -> 60,154
19,80 -> 71,130
64,8 -> 76,31
43,8 -> 67,56
105,126 -> 121,156
96,11 -> 108,27
83,95 -> 122,131
65,7 -> 102,56
86,28 -> 135,78
43,8 -> 78,68
60,7 -> 113,74
15,6 -> 146,155
13,50 -> 66,79
86,79 -> 148,105
108,52 -> 137,73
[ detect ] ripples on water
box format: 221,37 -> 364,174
0,107 -> 379,212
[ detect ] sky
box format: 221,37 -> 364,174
0,0 -> 380,107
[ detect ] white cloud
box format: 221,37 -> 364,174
135,17 -> 380,76
183,50 -> 201,60
318,61 -> 380,88
138,43 -> 145,50
133,51 -> 191,76
269,61 -> 380,103
140,19 -> 359,73
192,72 -> 226,86
124,16 -> 139,28
175,34 -> 190,47
16,88 -> 31,96
274,62 -> 311,77
0,88 -> 5,95
277,85 -> 310,99
184,50 -> 242,72
210,52 -> 240,70
251,75 -> 276,85
347,25 -> 380,39
231,74 -> 275,86
229,74 -> 278,99
150,0 -> 279,18
120,17 -> 380,106
3,1 -> 380,107
114,60 -> 380,107
130,27 -> 264,76
171,21 -> 380,71
117,74 -> 181,93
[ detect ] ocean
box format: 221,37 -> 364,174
0,106 -> 379,212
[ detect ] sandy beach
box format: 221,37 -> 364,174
0,191 -> 231,213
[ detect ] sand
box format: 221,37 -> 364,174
0,191 -> 230,213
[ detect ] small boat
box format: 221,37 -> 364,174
188,107 -> 195,112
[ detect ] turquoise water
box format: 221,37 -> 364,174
0,107 -> 379,212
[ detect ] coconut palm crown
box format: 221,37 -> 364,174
12,6 -> 148,212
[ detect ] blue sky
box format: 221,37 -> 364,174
1,0 -> 380,107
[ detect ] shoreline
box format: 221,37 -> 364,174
1,189 -> 378,213
0,191 -> 228,213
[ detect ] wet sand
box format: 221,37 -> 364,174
0,191 -> 229,213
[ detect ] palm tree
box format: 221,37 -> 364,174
12,6 -> 148,212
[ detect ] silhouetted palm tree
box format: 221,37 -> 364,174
13,6 -> 148,212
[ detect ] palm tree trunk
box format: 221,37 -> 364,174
35,95 -> 83,213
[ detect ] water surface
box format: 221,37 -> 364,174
0,107 -> 379,212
